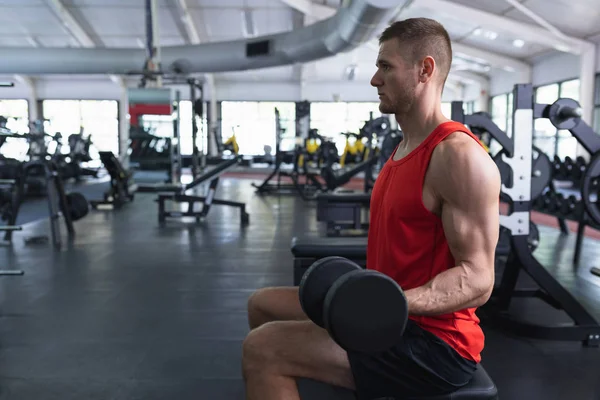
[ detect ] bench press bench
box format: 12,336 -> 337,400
316,192 -> 371,236
290,236 -> 498,400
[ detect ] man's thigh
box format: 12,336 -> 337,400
245,320 -> 355,390
249,286 -> 307,322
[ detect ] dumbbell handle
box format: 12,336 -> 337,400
558,106 -> 583,120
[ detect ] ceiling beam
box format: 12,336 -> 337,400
170,0 -> 207,44
45,0 -> 95,48
417,0 -> 588,54
450,70 -> 489,87
278,0 -> 336,21
452,42 -> 531,74
502,0 -> 571,43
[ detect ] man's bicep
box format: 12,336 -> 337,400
441,191 -> 499,267
437,143 -> 500,280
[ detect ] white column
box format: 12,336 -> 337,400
207,74 -> 218,158
111,76 -> 130,168
577,44 -> 597,159
14,75 -> 38,122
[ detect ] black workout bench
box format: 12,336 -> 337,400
156,156 -> 249,225
91,151 -> 137,210
291,236 -> 498,400
317,192 -> 370,236
291,236 -> 367,285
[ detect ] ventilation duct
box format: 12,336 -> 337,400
0,0 -> 403,75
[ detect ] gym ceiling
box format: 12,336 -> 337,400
0,0 -> 598,86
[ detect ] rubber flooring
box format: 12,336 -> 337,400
0,177 -> 598,400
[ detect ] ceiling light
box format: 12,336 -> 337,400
554,43 -> 571,52
512,39 -> 525,48
483,31 -> 498,40
473,28 -> 482,36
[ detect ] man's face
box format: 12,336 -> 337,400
370,39 -> 419,115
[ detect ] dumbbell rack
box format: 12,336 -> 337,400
481,84 -> 600,348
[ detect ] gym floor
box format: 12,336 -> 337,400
0,176 -> 599,400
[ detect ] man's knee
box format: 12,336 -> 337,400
247,288 -> 267,316
247,288 -> 271,328
242,322 -> 281,376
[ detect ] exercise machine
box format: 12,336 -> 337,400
253,108 -> 325,200
155,155 -> 249,225
480,84 -> 600,347
90,151 -> 137,210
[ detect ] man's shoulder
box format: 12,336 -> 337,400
432,131 -> 489,166
429,131 -> 500,198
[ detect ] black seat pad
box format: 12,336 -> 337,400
317,192 -> 371,203
291,236 -> 367,258
406,364 -> 498,400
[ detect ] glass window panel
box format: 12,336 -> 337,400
179,101 -> 208,156
533,136 -> 556,158
594,107 -> 600,133
491,94 -> 507,132
43,100 -> 82,136
560,79 -> 580,101
43,100 -> 119,155
0,99 -> 29,159
555,136 -> 578,160
221,101 -> 295,156
506,92 -> 513,137
310,103 -> 348,153
534,84 -> 560,147
595,75 -> 600,105
535,84 -> 559,104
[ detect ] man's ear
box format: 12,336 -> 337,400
419,56 -> 436,83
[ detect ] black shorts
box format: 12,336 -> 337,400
347,320 -> 477,400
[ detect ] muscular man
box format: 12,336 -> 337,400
242,18 -> 500,400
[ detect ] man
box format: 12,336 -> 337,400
242,18 -> 500,400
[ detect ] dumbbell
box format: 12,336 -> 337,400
574,156 -> 587,180
559,195 -> 579,218
564,156 -> 575,179
299,256 -> 408,354
553,156 -> 564,179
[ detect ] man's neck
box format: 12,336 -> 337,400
396,102 -> 450,149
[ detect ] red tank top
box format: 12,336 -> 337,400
368,121 -> 484,363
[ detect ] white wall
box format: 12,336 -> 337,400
463,83 -> 481,102
490,68 -> 532,97
531,52 -> 580,87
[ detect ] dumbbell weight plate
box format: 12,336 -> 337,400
581,152 -> 600,226
323,270 -> 408,354
298,256 -> 362,328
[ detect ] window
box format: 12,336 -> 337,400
221,102 -> 295,155
491,94 -> 508,132
532,80 -> 581,160
534,84 -> 560,158
178,100 -> 208,156
43,100 -> 119,155
0,99 -> 29,160
556,79 -> 580,160
310,102 -> 381,153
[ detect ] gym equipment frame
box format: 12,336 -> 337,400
481,84 -> 600,347
156,155 -> 249,225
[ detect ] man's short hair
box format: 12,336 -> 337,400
379,18 -> 452,85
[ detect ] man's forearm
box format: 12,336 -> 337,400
403,263 -> 492,316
